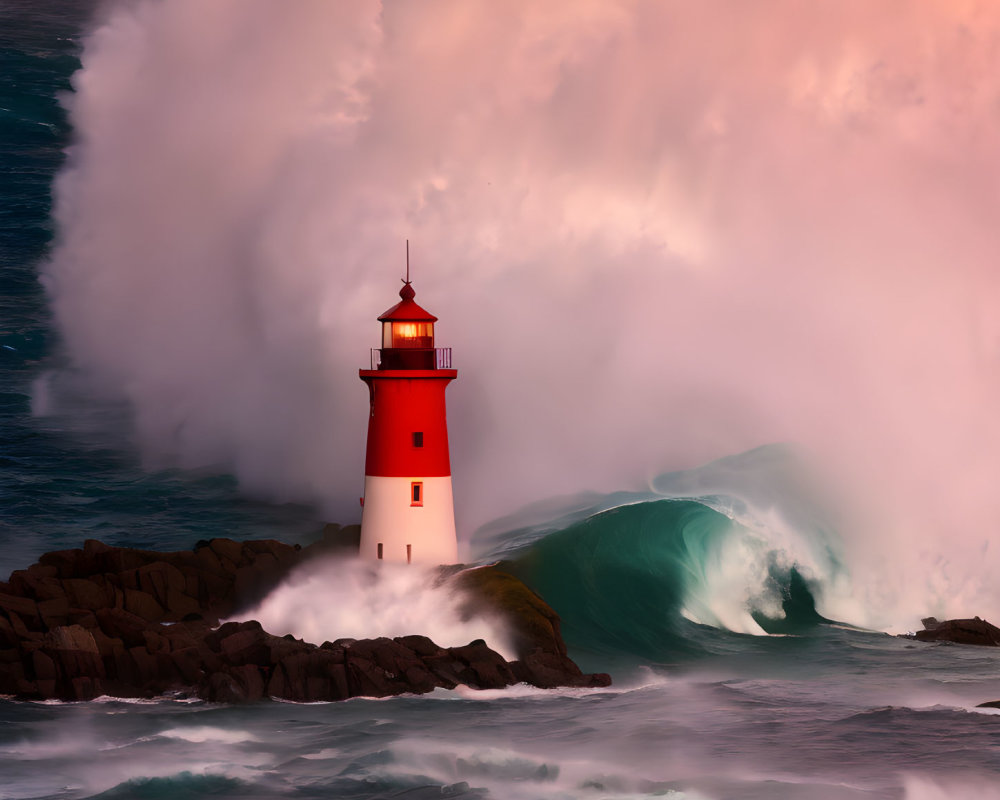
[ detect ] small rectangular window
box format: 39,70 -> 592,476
406,544 -> 412,564
412,431 -> 423,448
411,481 -> 423,506
377,542 -> 383,560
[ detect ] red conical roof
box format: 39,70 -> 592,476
378,282 -> 438,322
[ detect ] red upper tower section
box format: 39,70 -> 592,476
359,279 -> 457,477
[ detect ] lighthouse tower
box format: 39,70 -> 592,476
358,271 -> 458,564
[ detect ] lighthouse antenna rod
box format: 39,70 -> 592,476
405,240 -> 410,284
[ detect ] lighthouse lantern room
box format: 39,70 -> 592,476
358,265 -> 458,564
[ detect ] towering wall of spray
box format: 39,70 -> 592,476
43,0 -> 1000,628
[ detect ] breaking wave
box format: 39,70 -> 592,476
472,446 -> 845,663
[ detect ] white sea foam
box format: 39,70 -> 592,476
299,747 -> 341,760
92,694 -> 202,705
239,555 -> 515,659
450,682 -> 613,701
157,726 -> 259,744
676,507 -> 838,635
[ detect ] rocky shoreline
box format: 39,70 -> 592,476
901,615 -> 1000,710
0,528 -> 610,702
910,616 -> 1000,647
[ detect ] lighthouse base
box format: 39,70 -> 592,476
359,475 -> 458,564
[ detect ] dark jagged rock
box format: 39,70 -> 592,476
0,536 -> 609,702
913,616 -> 1000,647
451,565 -> 612,689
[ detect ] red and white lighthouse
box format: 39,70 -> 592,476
358,273 -> 458,564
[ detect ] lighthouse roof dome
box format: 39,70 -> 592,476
378,282 -> 438,322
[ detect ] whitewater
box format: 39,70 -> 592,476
5,1 -> 1000,798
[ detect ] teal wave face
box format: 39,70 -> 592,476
501,495 -> 834,666
506,499 -> 729,661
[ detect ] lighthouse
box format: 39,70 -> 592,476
358,267 -> 459,564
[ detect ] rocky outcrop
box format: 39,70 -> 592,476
914,616 -> 1000,647
0,534 -> 609,702
452,565 -> 608,689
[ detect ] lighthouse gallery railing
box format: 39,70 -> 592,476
370,348 -> 452,370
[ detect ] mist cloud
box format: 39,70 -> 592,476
43,1 -> 1000,628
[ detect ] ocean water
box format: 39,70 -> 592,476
3,4 -> 1000,799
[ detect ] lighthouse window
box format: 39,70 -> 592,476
411,481 -> 423,506
377,543 -> 384,560
412,431 -> 423,448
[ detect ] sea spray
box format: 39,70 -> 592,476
240,556 -> 516,660
39,2 -> 1000,636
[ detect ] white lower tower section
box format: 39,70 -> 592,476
359,476 -> 458,564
